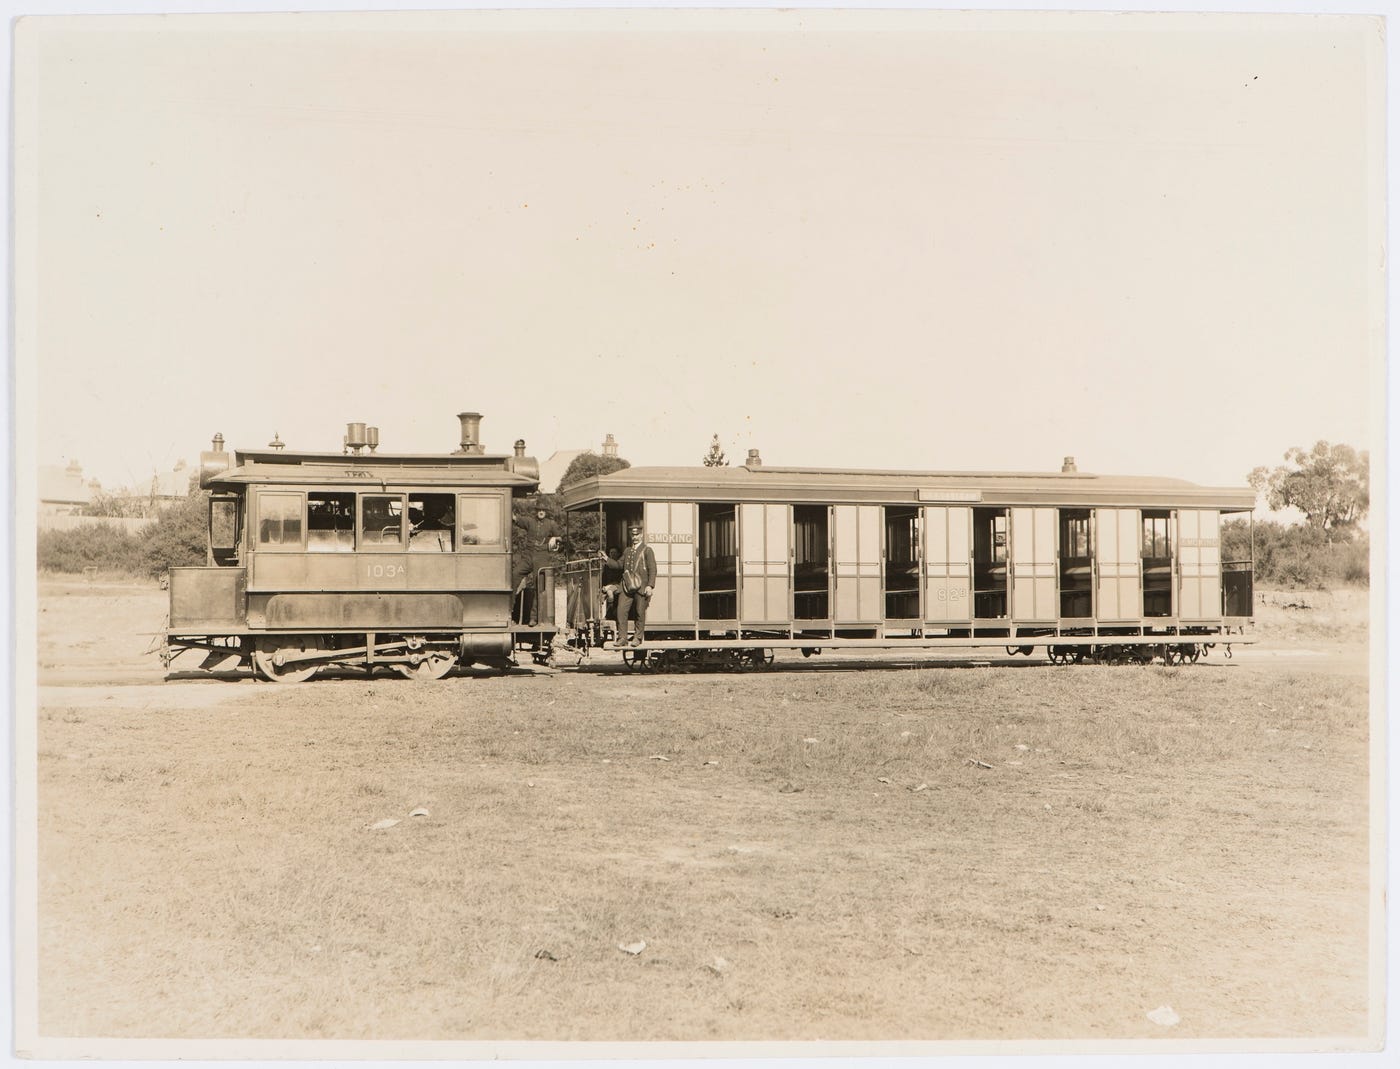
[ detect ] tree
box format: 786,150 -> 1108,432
558,450 -> 631,491
703,434 -> 728,467
1248,441 -> 1369,542
553,450 -> 631,560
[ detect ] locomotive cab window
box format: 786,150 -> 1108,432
209,495 -> 242,565
408,493 -> 458,552
256,492 -> 303,550
360,494 -> 405,548
307,492 -> 355,552
456,494 -> 504,548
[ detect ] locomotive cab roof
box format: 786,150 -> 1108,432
206,448 -> 540,491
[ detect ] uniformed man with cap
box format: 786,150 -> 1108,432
614,524 -> 657,646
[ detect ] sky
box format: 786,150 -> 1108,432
16,8 -> 1384,497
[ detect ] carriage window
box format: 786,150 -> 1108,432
1061,511 -> 1092,558
257,492 -> 303,547
307,492 -> 355,552
457,495 -> 503,547
1142,513 -> 1171,558
361,494 -> 405,547
408,493 -> 457,552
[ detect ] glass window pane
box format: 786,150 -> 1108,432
362,495 -> 404,546
257,493 -> 302,546
308,492 -> 356,552
457,495 -> 502,547
409,493 -> 456,552
210,498 -> 239,550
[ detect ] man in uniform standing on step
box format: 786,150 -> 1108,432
615,524 -> 657,646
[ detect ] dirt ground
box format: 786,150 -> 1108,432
23,577 -> 1381,1051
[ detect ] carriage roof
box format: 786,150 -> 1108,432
560,464 -> 1255,511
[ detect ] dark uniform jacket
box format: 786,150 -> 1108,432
620,542 -> 658,593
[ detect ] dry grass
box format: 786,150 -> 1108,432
36,641 -> 1372,1044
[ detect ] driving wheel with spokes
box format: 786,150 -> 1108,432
394,650 -> 458,680
253,635 -> 324,684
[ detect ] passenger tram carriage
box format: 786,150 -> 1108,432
162,411 -> 1255,680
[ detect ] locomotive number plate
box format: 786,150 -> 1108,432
366,563 -> 407,579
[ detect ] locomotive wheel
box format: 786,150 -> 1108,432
253,636 -> 324,684
394,650 -> 457,680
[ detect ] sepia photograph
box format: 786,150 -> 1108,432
9,2 -> 1390,1064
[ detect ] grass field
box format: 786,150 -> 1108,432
29,579 -> 1377,1046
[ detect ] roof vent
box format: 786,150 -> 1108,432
366,427 -> 379,453
1061,456 -> 1077,473
746,449 -> 762,467
268,433 -> 285,451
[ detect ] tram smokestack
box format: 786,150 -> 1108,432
1061,456 -> 1077,473
456,412 -> 485,455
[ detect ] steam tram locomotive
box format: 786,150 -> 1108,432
162,413 -> 1255,680
163,413 -> 556,681
555,451 -> 1255,669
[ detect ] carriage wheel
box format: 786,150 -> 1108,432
253,636 -> 324,684
394,650 -> 457,680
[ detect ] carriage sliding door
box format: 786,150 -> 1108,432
1010,507 -> 1057,622
740,503 -> 790,626
833,505 -> 881,624
923,506 -> 971,624
1097,508 -> 1142,621
1178,509 -> 1222,621
643,502 -> 696,626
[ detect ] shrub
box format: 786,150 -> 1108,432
37,524 -> 146,574
38,491 -> 210,578
1223,518 -> 1368,589
136,491 -> 210,576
